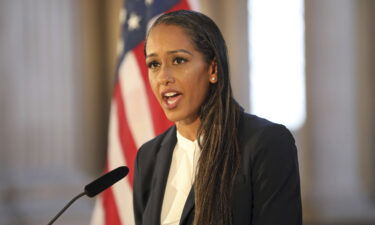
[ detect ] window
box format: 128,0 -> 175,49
248,0 -> 306,130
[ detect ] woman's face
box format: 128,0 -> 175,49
146,24 -> 216,125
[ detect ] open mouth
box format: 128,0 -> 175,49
162,91 -> 182,109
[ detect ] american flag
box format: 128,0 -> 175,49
90,0 -> 197,224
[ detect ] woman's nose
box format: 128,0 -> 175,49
158,65 -> 174,85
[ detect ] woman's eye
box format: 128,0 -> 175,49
147,61 -> 160,69
173,57 -> 187,65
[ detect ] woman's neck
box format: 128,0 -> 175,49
175,117 -> 201,141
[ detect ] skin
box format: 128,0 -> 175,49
145,24 -> 217,140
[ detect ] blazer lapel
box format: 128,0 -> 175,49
146,126 -> 177,225
179,187 -> 195,225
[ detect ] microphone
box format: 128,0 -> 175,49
47,166 -> 129,225
85,166 -> 129,197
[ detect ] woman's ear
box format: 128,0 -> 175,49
209,59 -> 218,84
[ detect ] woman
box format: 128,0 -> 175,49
133,10 -> 302,225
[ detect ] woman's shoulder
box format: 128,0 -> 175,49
238,112 -> 296,155
238,112 -> 299,184
239,112 -> 293,137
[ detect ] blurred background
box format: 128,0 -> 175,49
0,0 -> 374,224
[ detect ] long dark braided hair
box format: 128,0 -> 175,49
145,10 -> 241,225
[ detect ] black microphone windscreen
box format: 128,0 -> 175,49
84,166 -> 129,198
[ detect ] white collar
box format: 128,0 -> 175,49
176,130 -> 199,151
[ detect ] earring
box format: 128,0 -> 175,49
211,77 -> 216,82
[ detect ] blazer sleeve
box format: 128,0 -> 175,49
251,124 -> 302,225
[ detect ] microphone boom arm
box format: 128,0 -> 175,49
47,192 -> 86,225
46,166 -> 128,225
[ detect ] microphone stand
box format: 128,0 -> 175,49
47,192 -> 86,225
46,166 -> 128,224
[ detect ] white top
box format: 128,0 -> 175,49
160,131 -> 201,225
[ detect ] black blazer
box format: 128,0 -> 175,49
133,112 -> 302,225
